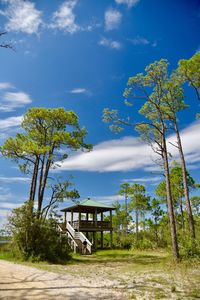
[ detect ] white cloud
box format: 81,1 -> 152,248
55,121 -> 200,173
0,91 -> 32,112
0,202 -> 22,209
121,176 -> 162,183
128,36 -> 150,45
115,0 -> 140,8
99,37 -> 122,50
1,0 -> 43,34
0,209 -> 10,228
50,0 -> 80,34
70,88 -> 91,95
0,116 -> 22,130
55,136 -> 153,172
0,176 -> 30,183
105,8 -> 122,31
0,82 -> 14,90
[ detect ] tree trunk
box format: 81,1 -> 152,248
37,155 -> 45,217
135,209 -> 139,241
29,156 -> 39,215
125,194 -> 128,234
179,196 -> 185,230
155,217 -> 158,244
162,133 -> 179,260
174,119 -> 195,239
38,147 -> 55,217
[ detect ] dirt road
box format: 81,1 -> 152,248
0,260 -> 126,300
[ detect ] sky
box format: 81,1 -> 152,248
0,0 -> 199,228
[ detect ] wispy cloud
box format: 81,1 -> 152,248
128,37 -> 158,47
128,36 -> 150,45
105,8 -> 122,31
0,202 -> 23,209
99,37 -> 122,50
55,121 -> 200,173
0,176 -> 30,183
0,116 -> 22,130
0,91 -> 32,112
0,82 -> 14,90
0,0 -> 43,34
91,195 -> 124,205
69,88 -> 92,96
115,0 -> 140,8
50,0 -> 80,34
121,176 -> 162,183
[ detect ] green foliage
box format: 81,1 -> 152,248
179,235 -> 200,258
129,184 -> 150,212
156,162 -> 195,207
8,201 -> 71,262
176,51 -> 200,101
112,201 -> 132,233
191,196 -> 200,215
0,107 -> 91,217
131,238 -> 155,250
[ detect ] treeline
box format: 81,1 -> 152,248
103,52 -> 200,260
109,161 -> 199,257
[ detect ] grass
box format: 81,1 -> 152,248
0,245 -> 199,299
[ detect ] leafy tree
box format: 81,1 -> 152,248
1,108 -> 92,218
156,162 -> 195,231
190,196 -> 200,215
176,51 -> 200,101
8,201 -> 70,262
158,73 -> 196,239
128,184 -> 150,241
42,177 -> 80,219
103,59 -> 180,259
150,198 -> 164,243
118,182 -> 132,233
112,201 -> 131,233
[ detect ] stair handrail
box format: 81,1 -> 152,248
78,231 -> 92,254
66,221 -> 76,238
66,221 -> 92,254
67,231 -> 78,253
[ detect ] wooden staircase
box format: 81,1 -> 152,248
58,222 -> 92,254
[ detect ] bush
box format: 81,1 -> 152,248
131,238 -> 155,250
179,235 -> 200,259
8,201 -> 71,262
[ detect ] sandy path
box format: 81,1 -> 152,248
0,260 -> 126,300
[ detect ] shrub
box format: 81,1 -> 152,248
131,238 -> 155,250
179,235 -> 200,259
8,201 -> 71,262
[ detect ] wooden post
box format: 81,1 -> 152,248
110,210 -> 113,248
101,231 -> 103,249
92,231 -> 96,250
94,231 -> 97,250
101,212 -> 103,249
71,210 -> 73,224
64,211 -> 66,227
79,212 -> 81,231
94,209 -> 97,228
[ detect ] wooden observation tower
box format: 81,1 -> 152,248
59,198 -> 115,254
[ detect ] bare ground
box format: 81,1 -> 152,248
0,260 -> 126,300
0,255 -> 199,300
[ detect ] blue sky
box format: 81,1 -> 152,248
0,0 -> 199,228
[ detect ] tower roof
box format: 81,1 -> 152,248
61,198 -> 115,213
